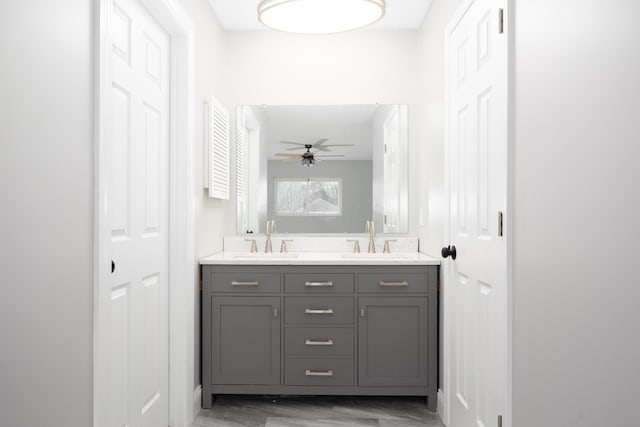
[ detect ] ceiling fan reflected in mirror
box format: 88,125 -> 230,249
275,143 -> 345,166
280,138 -> 354,152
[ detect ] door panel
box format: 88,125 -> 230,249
447,0 -> 507,426
212,296 -> 281,385
358,297 -> 429,387
105,0 -> 170,425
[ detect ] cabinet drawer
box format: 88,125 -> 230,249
285,296 -> 354,325
285,273 -> 354,293
358,273 -> 428,293
285,327 -> 354,356
211,272 -> 281,293
285,357 -> 353,386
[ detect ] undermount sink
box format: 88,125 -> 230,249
339,253 -> 418,260
232,253 -> 300,259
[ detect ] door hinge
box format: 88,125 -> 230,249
498,414 -> 503,427
498,8 -> 504,34
498,211 -> 504,237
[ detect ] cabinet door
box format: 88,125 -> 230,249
358,296 -> 429,386
211,296 -> 280,385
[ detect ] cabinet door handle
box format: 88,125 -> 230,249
305,339 -> 334,346
304,281 -> 333,287
231,281 -> 260,286
360,308 -> 366,318
304,308 -> 334,314
273,308 -> 279,318
305,370 -> 334,377
379,281 -> 409,287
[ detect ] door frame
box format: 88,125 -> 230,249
93,0 -> 196,426
441,0 -> 513,425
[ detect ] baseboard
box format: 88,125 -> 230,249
192,385 -> 202,418
437,389 -> 447,426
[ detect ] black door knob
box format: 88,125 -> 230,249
441,245 -> 457,260
111,260 -> 116,274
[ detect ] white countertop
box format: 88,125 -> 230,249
199,251 -> 440,266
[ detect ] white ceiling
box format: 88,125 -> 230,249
207,0 -> 433,31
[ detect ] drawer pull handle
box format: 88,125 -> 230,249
305,370 -> 334,377
304,281 -> 334,287
304,308 -> 334,315
305,339 -> 334,346
379,281 -> 409,287
231,281 -> 260,286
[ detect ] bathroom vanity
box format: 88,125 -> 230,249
200,252 -> 440,410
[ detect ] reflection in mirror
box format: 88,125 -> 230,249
236,105 -> 408,234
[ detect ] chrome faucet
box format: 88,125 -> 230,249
265,220 -> 275,253
366,220 -> 376,253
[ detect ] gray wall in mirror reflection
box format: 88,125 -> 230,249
266,160 -> 372,233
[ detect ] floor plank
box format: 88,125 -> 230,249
193,396 -> 444,427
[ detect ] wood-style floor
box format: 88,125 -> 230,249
193,395 -> 444,427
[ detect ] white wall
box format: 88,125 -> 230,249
512,0 -> 640,425
0,1 -> 94,426
224,30 -> 421,235
180,0 -> 228,389
416,0 -> 466,394
416,0 -> 464,257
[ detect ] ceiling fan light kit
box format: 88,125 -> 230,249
301,156 -> 316,166
257,0 -> 386,35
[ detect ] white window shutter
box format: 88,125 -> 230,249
204,97 -> 230,199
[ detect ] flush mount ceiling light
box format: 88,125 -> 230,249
258,0 -> 385,35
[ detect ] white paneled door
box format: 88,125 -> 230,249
104,0 -> 170,425
446,0 -> 508,426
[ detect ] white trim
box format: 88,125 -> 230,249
437,389 -> 446,425
93,1 -> 195,426
192,385 -> 203,418
505,2 -> 514,426
442,0 -> 513,426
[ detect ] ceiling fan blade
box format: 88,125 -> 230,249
275,153 -> 302,158
286,146 -> 306,151
279,141 -> 305,146
321,144 -> 355,147
313,138 -> 329,146
315,155 -> 345,158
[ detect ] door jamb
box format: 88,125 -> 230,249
93,1 -> 196,426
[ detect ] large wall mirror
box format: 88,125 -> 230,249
235,105 -> 408,234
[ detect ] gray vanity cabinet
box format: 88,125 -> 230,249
210,296 -> 280,385
358,297 -> 430,386
202,264 -> 438,411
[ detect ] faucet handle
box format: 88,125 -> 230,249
280,239 -> 293,253
383,239 -> 397,254
244,238 -> 258,253
347,239 -> 361,253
